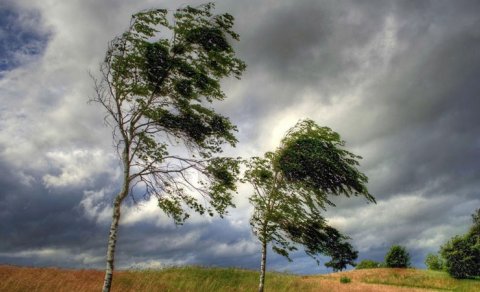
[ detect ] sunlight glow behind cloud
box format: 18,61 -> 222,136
1,0 -> 479,274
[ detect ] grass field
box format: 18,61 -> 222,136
1,265 -> 479,291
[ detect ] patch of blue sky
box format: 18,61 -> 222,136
0,5 -> 50,75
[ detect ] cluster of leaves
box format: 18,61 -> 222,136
94,3 -> 246,224
283,218 -> 358,271
440,209 -> 480,278
356,246 -> 409,270
385,245 -> 410,268
244,119 -> 374,271
424,253 -> 444,271
275,120 -> 374,203
355,259 -> 383,269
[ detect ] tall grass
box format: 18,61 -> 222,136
113,266 -> 305,292
0,265 -> 311,292
329,268 -> 480,291
1,265 -> 479,291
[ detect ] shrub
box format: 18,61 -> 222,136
356,259 -> 382,269
424,253 -> 444,271
385,245 -> 410,268
441,235 -> 479,278
440,209 -> 480,279
339,276 -> 351,283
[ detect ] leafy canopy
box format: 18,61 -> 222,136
244,119 -> 374,270
440,209 -> 480,278
425,253 -> 444,271
356,259 -> 383,269
274,120 -> 374,202
94,3 -> 245,223
385,245 -> 410,268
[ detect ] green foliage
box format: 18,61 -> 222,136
356,259 -> 383,269
441,236 -> 477,278
300,224 -> 358,272
425,253 -> 444,271
275,120 -> 375,203
94,3 -> 246,224
439,210 -> 480,279
244,154 -> 299,262
469,208 -> 480,239
385,245 -> 410,268
244,119 -> 374,271
339,276 -> 351,283
440,209 -> 480,279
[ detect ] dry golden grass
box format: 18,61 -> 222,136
302,269 -> 437,292
1,265 -> 479,291
314,268 -> 480,291
300,277 -> 436,292
0,265 -> 103,292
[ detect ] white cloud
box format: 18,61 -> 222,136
0,247 -> 103,266
326,194 -> 468,252
42,148 -> 118,188
0,248 -> 66,258
121,197 -> 174,227
207,239 -> 258,257
16,171 -> 36,186
80,188 -> 113,224
126,258 -> 191,270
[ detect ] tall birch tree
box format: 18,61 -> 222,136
91,4 -> 245,291
244,119 -> 375,292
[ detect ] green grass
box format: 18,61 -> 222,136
114,266 -> 310,292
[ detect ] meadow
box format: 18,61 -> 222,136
1,265 -> 479,291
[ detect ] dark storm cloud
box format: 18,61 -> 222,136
243,1 -> 380,83
1,0 -> 480,275
0,149 -> 326,273
224,0 -> 395,124
0,158 -> 113,265
0,2 -> 49,74
226,0 -> 480,269
230,0 -> 480,200
348,1 -> 480,202
110,220 -> 257,268
111,218 -> 332,274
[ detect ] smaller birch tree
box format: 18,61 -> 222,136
244,119 -> 375,292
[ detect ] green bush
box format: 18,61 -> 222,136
424,253 -> 444,271
441,235 -> 479,278
385,245 -> 410,268
355,259 -> 382,269
339,276 -> 351,283
440,209 -> 480,279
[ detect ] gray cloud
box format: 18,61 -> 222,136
1,0 -> 479,275
0,1 -> 50,74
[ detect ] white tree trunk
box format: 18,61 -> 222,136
258,238 -> 267,292
101,195 -> 124,292
102,149 -> 130,292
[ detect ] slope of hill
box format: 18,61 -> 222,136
1,265 -> 479,291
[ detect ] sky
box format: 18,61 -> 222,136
0,0 -> 479,274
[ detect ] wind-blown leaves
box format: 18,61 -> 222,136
94,4 -> 245,291
94,3 -> 246,223
245,119 -> 375,290
275,119 -> 375,203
